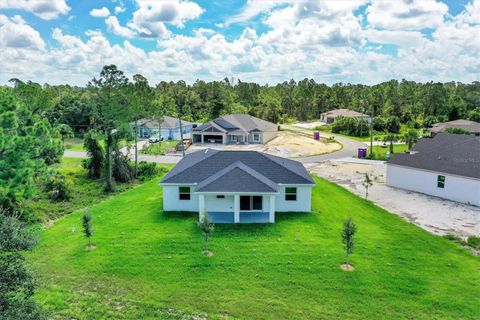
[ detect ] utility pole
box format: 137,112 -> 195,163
369,108 -> 374,159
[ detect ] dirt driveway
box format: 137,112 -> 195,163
188,131 -> 341,158
306,160 -> 480,238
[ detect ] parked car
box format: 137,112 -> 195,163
148,135 -> 164,143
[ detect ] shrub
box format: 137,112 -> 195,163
467,236 -> 480,249
444,127 -> 471,135
44,172 -> 71,202
331,116 -> 369,137
112,150 -> 133,183
372,117 -> 386,132
83,132 -> 104,178
137,161 -> 158,181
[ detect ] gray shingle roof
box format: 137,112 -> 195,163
161,150 -> 314,192
193,114 -> 277,133
133,116 -> 194,129
388,133 -> 480,179
429,119 -> 480,134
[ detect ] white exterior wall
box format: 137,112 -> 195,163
276,186 -> 312,212
205,195 -> 235,212
386,165 -> 480,206
162,185 -> 199,211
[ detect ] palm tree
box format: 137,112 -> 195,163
383,134 -> 399,154
363,173 -> 373,199
403,129 -> 419,149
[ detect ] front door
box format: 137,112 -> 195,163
240,196 -> 262,211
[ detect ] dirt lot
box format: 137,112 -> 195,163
306,160 -> 480,238
188,131 -> 341,158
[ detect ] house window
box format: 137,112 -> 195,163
285,187 -> 297,201
231,135 -> 238,142
253,133 -> 260,142
437,175 -> 445,188
179,187 -> 191,200
240,196 -> 262,211
216,195 -> 225,199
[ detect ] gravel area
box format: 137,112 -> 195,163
307,160 -> 480,238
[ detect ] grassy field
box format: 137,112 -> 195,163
368,144 -> 409,160
22,158 -> 171,221
64,138 -> 85,151
29,174 -> 479,319
141,140 -> 178,155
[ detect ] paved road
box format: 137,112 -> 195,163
281,125 -> 367,163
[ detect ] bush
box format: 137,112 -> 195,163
331,116 -> 369,137
372,117 -> 386,132
137,161 -> 158,181
385,116 -> 401,133
83,132 -> 103,178
467,236 -> 480,249
444,127 -> 471,135
112,150 -> 133,183
44,172 -> 71,202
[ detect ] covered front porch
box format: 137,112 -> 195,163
207,211 -> 270,223
198,193 -> 276,223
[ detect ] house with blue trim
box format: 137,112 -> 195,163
133,116 -> 197,140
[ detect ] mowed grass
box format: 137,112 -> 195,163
368,144 -> 409,160
141,140 -> 179,155
29,176 -> 480,319
64,138 -> 85,151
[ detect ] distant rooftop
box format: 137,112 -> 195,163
388,133 -> 480,179
193,114 -> 277,133
133,116 -> 194,129
320,108 -> 369,118
429,119 -> 480,134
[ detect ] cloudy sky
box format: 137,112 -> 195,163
0,0 -> 479,86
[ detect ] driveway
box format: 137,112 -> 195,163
281,125 -> 366,163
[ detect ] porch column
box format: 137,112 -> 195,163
199,194 -> 206,221
269,195 -> 275,223
234,194 -> 240,223
201,133 -> 204,144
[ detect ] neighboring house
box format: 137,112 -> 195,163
429,119 -> 480,136
191,114 -> 278,145
386,133 -> 480,206
160,150 -> 315,223
132,116 -> 196,140
320,109 -> 370,124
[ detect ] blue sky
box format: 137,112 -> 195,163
0,0 -> 479,85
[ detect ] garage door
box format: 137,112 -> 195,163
204,134 -> 223,144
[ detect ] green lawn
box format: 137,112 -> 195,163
29,176 -> 479,319
141,140 -> 178,155
64,138 -> 85,151
368,144 -> 409,161
22,158 -> 171,221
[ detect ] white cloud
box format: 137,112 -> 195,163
366,0 -> 448,30
130,0 -> 204,38
105,16 -> 135,38
0,0 -> 70,20
0,14 -> 45,50
90,7 -> 111,18
115,6 -> 126,15
365,29 -> 427,47
224,0 -> 291,26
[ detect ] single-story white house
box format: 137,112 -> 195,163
191,114 -> 278,145
386,133 -> 480,206
132,116 -> 197,140
160,150 -> 315,223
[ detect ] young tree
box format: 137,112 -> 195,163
402,129 -> 419,149
57,123 -> 74,142
383,134 -> 399,154
0,209 -> 44,319
129,74 -> 153,178
83,131 -> 104,179
341,218 -> 357,263
82,212 -> 93,248
89,65 -> 130,192
362,173 -> 373,199
197,214 -> 214,253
